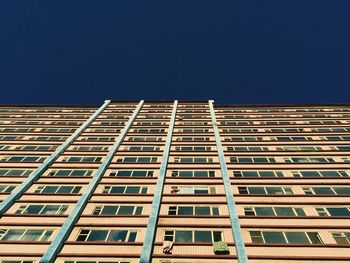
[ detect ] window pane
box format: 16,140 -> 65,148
178,207 -> 193,215
101,206 -> 118,215
22,230 -> 43,241
195,207 -> 211,215
40,205 -> 60,214
125,187 -> 140,193
57,186 -> 73,193
118,206 -> 134,215
128,231 -> 137,242
194,231 -> 212,242
42,186 -> 57,193
307,232 -> 323,244
255,207 -> 274,216
263,232 -> 286,243
2,230 -> 25,240
313,187 -> 333,194
285,232 -> 309,244
327,208 -> 350,216
108,230 -> 128,241
87,230 -> 108,241
175,231 -> 192,242
275,207 -> 295,216
266,187 -> 283,194
110,187 -> 125,193
249,187 -> 265,194
334,188 -> 350,194
24,205 -> 43,214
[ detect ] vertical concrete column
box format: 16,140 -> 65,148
209,100 -> 248,263
40,100 -> 144,263
139,100 -> 178,263
0,100 -> 111,215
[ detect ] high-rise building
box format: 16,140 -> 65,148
0,100 -> 349,263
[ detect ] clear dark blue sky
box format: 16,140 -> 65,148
0,1 -> 349,105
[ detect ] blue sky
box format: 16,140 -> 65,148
0,1 -> 349,105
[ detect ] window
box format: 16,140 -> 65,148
230,157 -> 276,163
284,157 -> 334,163
227,146 -> 268,151
273,136 -> 311,141
175,137 -> 210,141
64,261 -> 125,263
0,156 -> 46,162
180,128 -> 209,133
0,169 -> 32,177
80,137 -> 115,141
174,157 -> 213,163
102,186 -> 148,194
71,146 -> 109,151
225,137 -> 262,141
1,261 -> 34,263
61,156 -> 102,163
170,186 -> 216,194
250,231 -> 322,244
171,170 -> 215,177
34,185 -> 81,194
302,187 -> 350,195
315,207 -> 350,217
15,145 -> 55,151
30,136 -> 65,141
48,170 -> 93,177
335,146 -> 350,151
175,146 -> 211,151
292,170 -> 348,177
233,171 -> 283,178
127,137 -> 162,141
116,157 -> 157,163
109,170 -> 154,177
0,185 -> 16,193
0,229 -> 53,241
238,186 -> 293,195
164,230 -> 222,242
332,232 -> 350,244
168,206 -> 219,216
123,146 -> 160,151
223,128 -> 257,133
276,146 -> 322,152
133,128 -> 165,133
92,205 -> 143,215
15,204 -> 69,215
244,207 -> 305,216
76,229 -> 137,242
0,135 -> 24,141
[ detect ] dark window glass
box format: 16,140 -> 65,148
263,232 -> 286,243
327,208 -> 350,216
275,207 -> 295,216
110,187 -> 125,193
178,207 -> 193,215
313,187 -> 333,194
87,230 -> 108,241
175,231 -> 192,242
101,206 -> 118,215
285,232 -> 309,244
195,207 -> 211,215
194,231 -> 212,242
118,206 -> 134,215
255,207 -> 274,216
24,205 -> 43,214
334,188 -> 350,194
108,230 -> 127,241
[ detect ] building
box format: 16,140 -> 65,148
0,100 -> 349,263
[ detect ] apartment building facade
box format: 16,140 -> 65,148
0,100 -> 349,263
